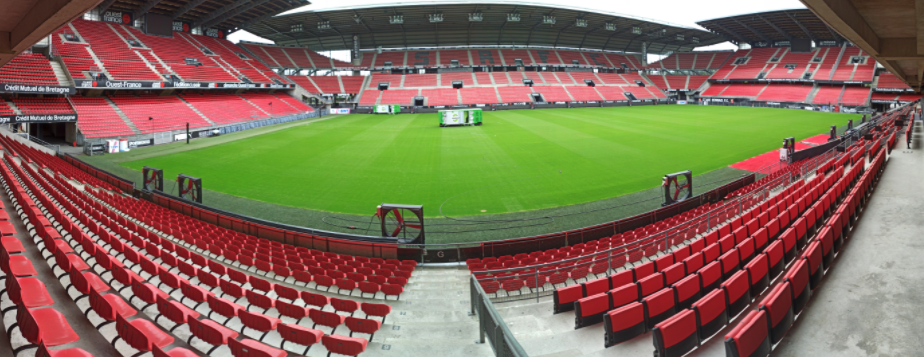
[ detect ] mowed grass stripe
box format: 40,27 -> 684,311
123,106 -> 857,217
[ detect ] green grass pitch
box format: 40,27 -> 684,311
121,105 -> 857,218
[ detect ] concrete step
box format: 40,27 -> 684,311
177,96 -> 216,125
83,47 -> 113,80
48,61 -> 71,86
6,100 -> 23,115
104,97 -> 141,134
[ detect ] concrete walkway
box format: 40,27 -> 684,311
773,121 -> 924,356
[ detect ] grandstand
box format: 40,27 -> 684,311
0,1 -> 921,357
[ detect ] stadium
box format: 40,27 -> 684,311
0,0 -> 918,356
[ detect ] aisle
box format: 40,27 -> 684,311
773,121 -> 924,356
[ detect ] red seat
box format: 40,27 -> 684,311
89,288 -> 137,324
603,302 -> 645,347
8,277 -> 54,308
309,308 -> 346,329
180,280 -> 214,307
382,284 -> 403,300
360,302 -> 391,323
345,316 -> 382,337
36,342 -> 93,357
330,297 -> 360,316
17,305 -> 80,347
758,281 -> 794,344
336,278 -> 357,293
652,308 -> 699,357
723,310 -> 770,357
690,288 -> 727,341
274,284 -> 299,301
278,323 -> 323,355
358,281 -> 380,297
245,290 -> 276,311
188,317 -> 239,353
321,334 -> 368,357
153,345 -> 199,357
116,311 -> 174,352
276,300 -> 309,322
228,337 -> 287,357
240,310 -> 282,341
314,275 -> 334,290
131,280 -> 169,310
69,267 -> 109,300
1,249 -> 37,276
1,236 -> 24,253
156,295 -> 200,327
301,290 -> 330,308
552,284 -> 582,313
220,279 -> 246,300
248,276 -> 273,293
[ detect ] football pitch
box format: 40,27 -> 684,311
118,105 -> 856,222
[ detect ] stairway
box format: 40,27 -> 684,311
6,100 -> 23,115
135,50 -> 161,78
83,47 -> 113,80
48,61 -> 71,86
804,85 -> 821,103
104,97 -> 142,135
237,94 -> 270,116
178,96 -> 217,125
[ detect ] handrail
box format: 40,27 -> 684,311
474,174 -> 788,277
470,275 -> 529,357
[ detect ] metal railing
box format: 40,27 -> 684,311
472,174 -> 790,303
470,275 -> 529,357
21,133 -> 60,154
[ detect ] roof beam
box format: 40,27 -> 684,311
579,26 -> 602,49
134,0 -> 165,19
553,24 -> 573,47
732,19 -> 772,43
526,20 -> 544,46
758,15 -> 792,40
708,22 -> 748,44
172,0 -> 209,18
195,0 -> 255,29
204,0 -> 277,30
824,24 -> 842,42
232,8 -> 276,31
603,26 -> 633,50
97,0 -> 118,16
351,11 -> 376,48
785,11 -> 816,42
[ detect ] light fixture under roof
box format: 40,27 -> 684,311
543,16 -> 556,25
429,13 -> 443,23
507,13 -> 520,22
389,15 -> 403,24
576,19 -> 588,27
605,23 -> 616,31
469,13 -> 483,22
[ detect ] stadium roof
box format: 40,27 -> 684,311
0,0 -> 100,67
96,0 -> 310,32
801,0 -> 922,93
697,9 -> 845,46
241,1 -> 726,54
